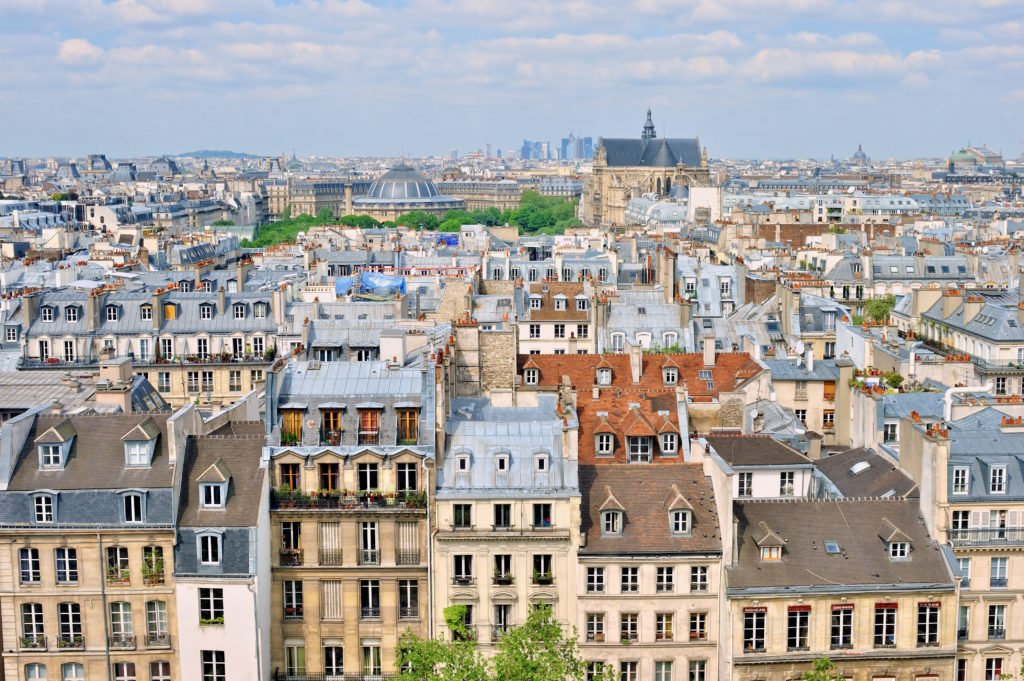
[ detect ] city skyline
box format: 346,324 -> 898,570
1,0 -> 1022,159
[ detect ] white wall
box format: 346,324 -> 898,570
176,580 -> 262,681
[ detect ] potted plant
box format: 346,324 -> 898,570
593,633 -> 605,642
199,616 -> 224,626
285,607 -> 296,616
493,570 -> 513,585
142,556 -> 164,585
532,569 -> 553,585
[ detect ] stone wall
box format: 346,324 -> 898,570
480,330 -> 516,391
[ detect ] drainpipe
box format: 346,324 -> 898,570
98,534 -> 112,681
944,383 -> 992,422
248,581 -> 263,681
424,462 -> 434,638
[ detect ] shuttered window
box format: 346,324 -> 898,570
321,580 -> 344,621
396,522 -> 419,565
319,522 -> 343,566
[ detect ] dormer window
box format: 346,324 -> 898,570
140,305 -> 152,321
576,298 -> 589,311
105,306 -> 119,322
495,454 -> 509,472
663,368 -> 678,385
888,542 -> 909,560
41,306 -> 54,322
596,433 -> 614,456
535,453 -> 548,472
554,296 -> 566,311
524,368 -> 539,385
164,303 -> 177,320
597,368 -> 612,386
201,483 -> 226,509
35,419 -> 75,469
660,433 -> 678,454
65,306 -> 78,322
197,531 -> 222,566
39,444 -> 62,468
602,510 -> 623,536
760,546 -> 781,561
627,437 -> 652,463
457,455 -> 470,472
254,302 -> 268,319
234,304 -> 245,320
125,441 -> 150,467
123,492 -> 144,523
991,466 -> 1006,494
200,304 -> 213,321
530,295 -> 542,310
34,494 -> 54,523
670,510 -> 691,535
122,418 -> 159,468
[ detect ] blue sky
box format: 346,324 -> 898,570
1,0 -> 1022,160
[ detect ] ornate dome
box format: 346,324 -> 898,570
363,164 -> 442,200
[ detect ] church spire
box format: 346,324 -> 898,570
642,108 -> 656,140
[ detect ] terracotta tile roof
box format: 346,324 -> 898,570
623,408 -> 657,436
580,464 -> 722,555
576,392 -> 682,463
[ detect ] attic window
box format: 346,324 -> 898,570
105,306 -> 119,322
888,542 -> 909,560
39,444 -> 64,469
850,461 -> 870,477
140,305 -> 152,321
234,304 -> 245,320
125,441 -> 153,467
760,546 -> 781,561
990,466 -> 1006,493
200,304 -> 213,321
201,483 -> 225,509
663,367 -> 678,385
670,510 -> 691,535
554,298 -> 566,311
535,453 -> 548,472
597,368 -> 612,386
530,296 -> 541,310
627,437 -> 652,463
41,306 -> 54,322
660,433 -> 678,454
495,454 -> 508,472
602,510 -> 623,536
254,302 -> 268,318
596,433 -> 614,455
524,368 -> 539,386
65,307 -> 79,322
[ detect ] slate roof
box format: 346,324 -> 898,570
177,427 -> 265,527
764,357 -> 840,381
814,448 -> 918,498
705,434 -> 811,467
579,464 -> 721,555
278,360 -> 423,399
9,413 -> 174,491
599,137 -> 702,167
728,499 -> 953,591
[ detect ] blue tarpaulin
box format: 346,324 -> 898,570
335,276 -> 354,295
360,272 -> 406,295
435,234 -> 459,246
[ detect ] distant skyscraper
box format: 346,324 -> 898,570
561,134 -> 576,160
450,148 -> 458,162
485,143 -> 492,157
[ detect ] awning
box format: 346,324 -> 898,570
393,401 -> 422,409
317,402 -> 347,410
355,402 -> 385,409
279,402 -> 307,410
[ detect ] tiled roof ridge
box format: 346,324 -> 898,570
196,434 -> 267,440
739,497 -> 912,503
39,410 -> 171,418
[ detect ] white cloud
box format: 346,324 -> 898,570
57,38 -> 103,64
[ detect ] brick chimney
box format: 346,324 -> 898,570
703,337 -> 715,367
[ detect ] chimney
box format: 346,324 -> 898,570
151,288 -> 167,331
236,258 -> 253,287
86,288 -> 107,332
806,432 -> 822,460
217,286 -> 226,316
21,291 -> 41,327
94,358 -> 134,412
703,337 -> 715,367
301,318 -> 311,348
805,348 -> 813,372
629,341 -> 643,384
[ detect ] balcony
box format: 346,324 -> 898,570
358,431 -> 380,446
280,549 -> 303,567
57,635 -> 84,650
106,567 -> 131,586
958,628 -> 968,641
320,429 -> 344,446
110,633 -> 136,650
532,574 -> 553,586
492,625 -> 512,642
453,626 -> 477,642
358,550 -> 380,566
492,523 -> 513,532
19,635 -> 46,650
949,528 -> 1024,547
989,627 -> 1006,640
399,606 -> 418,620
992,577 -> 1008,588
284,606 -> 304,621
830,642 -> 852,650
917,638 -> 940,648
319,549 -> 344,566
271,490 -> 427,511
452,576 -> 475,586
586,632 -> 605,643
396,550 -> 420,566
273,672 -> 398,681
146,632 -> 171,648
360,606 -> 380,620
493,575 -> 514,586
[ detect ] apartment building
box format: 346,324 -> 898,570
517,281 -> 596,355
434,394 -> 580,646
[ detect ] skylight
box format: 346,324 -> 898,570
824,541 -> 841,555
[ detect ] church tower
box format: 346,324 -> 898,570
642,108 -> 656,140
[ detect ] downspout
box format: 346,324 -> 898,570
98,534 -> 112,681
944,383 -> 993,422
248,582 -> 263,681
424,462 -> 434,638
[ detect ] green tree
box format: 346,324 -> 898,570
316,206 -> 334,221
801,657 -> 844,681
212,219 -> 235,226
395,211 -> 440,231
438,219 -> 462,232
864,295 -> 896,323
338,214 -> 382,229
883,371 -> 904,390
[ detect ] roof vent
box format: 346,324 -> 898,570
850,461 -> 871,476
307,360 -> 321,371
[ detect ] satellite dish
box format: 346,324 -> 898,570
983,246 -> 990,254
750,409 -> 759,418
847,186 -> 855,193
795,340 -> 806,354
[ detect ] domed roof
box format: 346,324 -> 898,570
363,164 -> 441,200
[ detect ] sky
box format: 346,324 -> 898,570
1,0 -> 1022,160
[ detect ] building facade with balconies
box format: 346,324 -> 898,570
433,395 -> 580,648
264,358 -> 438,680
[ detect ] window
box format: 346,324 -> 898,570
533,503 -> 552,528
780,471 -> 795,496
124,493 -> 143,523
823,410 -> 835,428
55,547 -> 78,583
398,579 -> 418,619
286,644 -> 306,677
253,337 -> 265,356
228,370 -> 241,392
656,566 -> 674,592
279,463 -> 300,491
554,323 -> 565,338
38,339 -> 49,361
535,454 -> 548,472
690,566 -> 708,591
318,463 -> 340,492
987,658 -> 1004,680
63,340 -> 75,362
20,547 -> 40,583
358,462 -> 379,491
150,662 -> 171,681
196,338 -> 209,360
670,510 -> 691,535
126,441 -> 149,467
362,645 -> 382,677
597,433 -> 614,455
524,368 -> 539,385
397,462 -> 417,492
533,554 -> 552,582
199,587 -> 223,623
587,613 -> 604,641
663,367 -> 678,385
689,612 -> 707,640
202,650 -> 226,681
284,580 -> 303,618
996,377 -> 1008,395
233,304 -> 245,320
34,495 -> 53,523
140,305 -> 152,321
874,604 -> 897,647
360,579 -> 380,619
4,327 -> 16,342
660,433 -> 677,454
63,663 -> 85,681
957,556 -> 971,587
738,472 -> 752,497
106,545 -> 129,583
39,443 -> 62,468
586,567 -> 605,593
281,521 -> 301,553
621,566 -> 638,592
146,600 -> 168,645
22,602 -> 44,643
529,323 -> 540,339
453,504 -> 472,529
360,522 -> 379,565
795,408 -> 806,425
42,306 -> 54,322
991,556 -> 1008,588
952,467 -> 969,494
620,613 -> 638,642
25,664 -> 46,680
494,503 -> 511,529
918,602 -> 940,646
991,466 -> 1006,493
324,646 -> 344,676
358,410 -> 380,445
397,409 -> 418,444
831,605 -> 853,648
602,510 -> 621,535
743,609 -> 766,651
199,533 -> 221,565
628,437 -> 652,462
687,661 -> 705,681
106,305 -> 119,322
989,604 -> 1006,639
110,601 -> 133,644
787,607 -> 810,650
66,306 -> 78,322
200,305 -> 212,321
554,298 -> 566,311
656,613 -> 673,641
254,302 -> 267,318
577,324 -> 589,338
597,367 -> 612,385
530,296 -> 541,310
